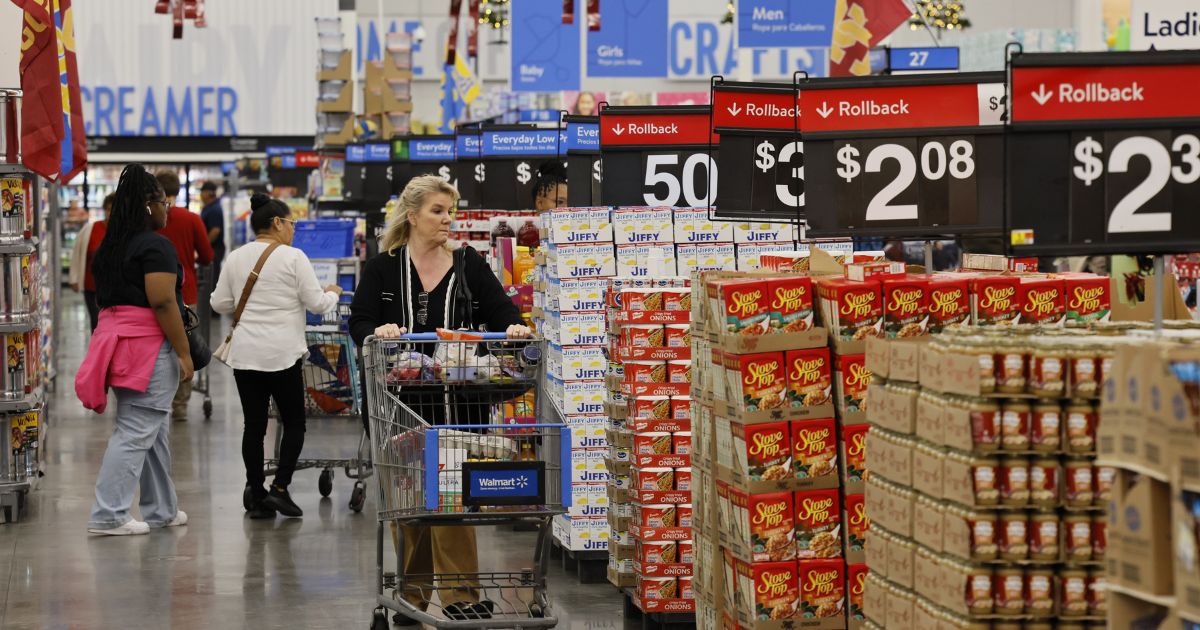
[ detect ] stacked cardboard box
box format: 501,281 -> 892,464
315,20 -> 353,147
690,265 -> 860,630
362,32 -> 415,139
1097,327 -> 1200,627
603,281 -> 695,610
539,208 -> 615,553
861,329 -> 1121,628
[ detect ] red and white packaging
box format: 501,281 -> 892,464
664,325 -> 690,348
624,325 -> 665,348
816,278 -> 883,342
675,468 -> 692,491
625,360 -> 667,384
670,396 -> 690,421
882,275 -> 930,338
845,261 -> 905,282
926,274 -> 971,332
638,576 -> 678,600
1017,277 -> 1066,326
635,467 -> 675,492
629,396 -> 671,420
677,504 -> 694,529
673,432 -> 692,455
634,432 -> 673,455
678,539 -> 695,564
1062,273 -> 1111,323
667,360 -> 690,384
970,276 -> 1020,326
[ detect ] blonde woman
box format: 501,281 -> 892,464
349,175 -> 530,623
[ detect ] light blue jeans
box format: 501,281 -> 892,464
88,340 -> 181,530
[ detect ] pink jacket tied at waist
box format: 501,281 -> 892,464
75,306 -> 167,413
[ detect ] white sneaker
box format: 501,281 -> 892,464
88,520 -> 150,536
165,510 -> 188,527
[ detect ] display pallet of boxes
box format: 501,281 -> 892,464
603,279 -> 695,613
690,265 -> 862,630
1096,326 -> 1200,628
363,31 -> 415,140
314,20 -> 353,147
539,208 -> 616,558
861,327 -> 1124,629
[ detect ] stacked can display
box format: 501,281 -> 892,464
689,265 -> 862,630
861,328 -> 1114,629
603,279 -> 695,615
539,208 -> 616,553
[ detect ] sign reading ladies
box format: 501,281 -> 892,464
511,0 -> 582,91
1132,0 -> 1200,50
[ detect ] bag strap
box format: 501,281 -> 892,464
229,242 -> 282,333
453,247 -> 475,329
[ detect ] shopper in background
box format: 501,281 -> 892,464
154,170 -> 214,422
199,181 -> 225,295
349,175 -> 531,623
211,193 -> 342,520
532,161 -> 568,212
68,193 -> 115,331
76,164 -> 190,536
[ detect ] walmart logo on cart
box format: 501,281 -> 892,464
479,475 -> 530,490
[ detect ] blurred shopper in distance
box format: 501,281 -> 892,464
532,161 -> 568,212
77,164 -> 191,536
572,91 -> 597,116
211,194 -> 342,520
69,193 -> 115,331
154,170 -> 213,421
200,181 -> 225,293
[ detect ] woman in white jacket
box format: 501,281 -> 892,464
211,194 -> 342,519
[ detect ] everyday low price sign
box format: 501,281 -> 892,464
1006,50 -> 1200,256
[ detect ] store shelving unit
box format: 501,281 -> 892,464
0,163 -> 57,523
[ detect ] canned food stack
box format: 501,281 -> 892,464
2,406 -> 40,485
603,279 -> 696,616
687,264 -> 865,630
0,176 -> 34,242
540,207 -> 616,553
1096,328 -> 1200,625
2,331 -> 41,400
860,327 -> 1125,629
0,254 -> 38,323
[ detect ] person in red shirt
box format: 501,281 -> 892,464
68,193 -> 115,331
155,170 -> 214,421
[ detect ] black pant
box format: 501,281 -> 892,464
84,290 -> 100,332
233,360 -> 306,489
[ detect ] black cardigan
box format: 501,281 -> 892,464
349,245 -> 524,346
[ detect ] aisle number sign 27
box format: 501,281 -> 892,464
1007,54 -> 1200,255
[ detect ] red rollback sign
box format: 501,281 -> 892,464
600,111 -> 718,146
800,82 -> 1003,133
1010,64 -> 1200,124
711,87 -> 800,131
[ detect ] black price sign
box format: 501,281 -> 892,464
480,126 -> 563,210
343,144 -> 366,201
454,130 -> 483,209
388,138 -> 412,197
599,105 -> 718,208
565,115 -> 602,207
1007,51 -> 1200,255
801,72 -> 1005,238
362,143 -> 394,201
710,81 -> 804,220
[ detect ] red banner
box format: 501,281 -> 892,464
1010,64 -> 1200,124
711,88 -> 800,131
829,0 -> 910,77
800,82 -> 1001,133
563,0 -> 574,24
467,0 -> 480,58
600,111 -> 717,146
12,0 -> 88,182
586,0 -> 600,31
446,0 -> 463,66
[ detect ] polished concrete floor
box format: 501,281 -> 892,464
0,294 -> 624,629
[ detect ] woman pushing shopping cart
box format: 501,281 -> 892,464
350,175 -> 562,628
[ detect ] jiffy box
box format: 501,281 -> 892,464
554,278 -> 609,312
553,312 -> 607,347
553,515 -> 609,552
552,242 -> 616,279
566,415 -> 608,450
613,207 -> 674,245
547,207 -> 613,244
733,222 -> 795,244
571,447 -> 611,485
567,484 -> 609,518
677,243 -> 737,276
674,208 -> 734,244
616,243 -> 678,277
549,344 -> 607,381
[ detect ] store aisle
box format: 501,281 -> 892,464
0,294 -> 624,630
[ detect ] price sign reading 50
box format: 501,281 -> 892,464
1072,133 -> 1200,233
836,139 -> 975,221
642,152 -> 718,207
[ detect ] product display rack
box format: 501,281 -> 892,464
0,162 -> 58,523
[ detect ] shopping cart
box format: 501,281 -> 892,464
362,333 -> 568,630
193,264 -> 214,419
243,298 -> 373,512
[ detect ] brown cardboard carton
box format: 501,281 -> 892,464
884,582 -> 914,628
865,336 -> 926,383
1107,591 -> 1175,629
1174,484 -> 1200,620
914,390 -> 944,445
862,573 -> 888,626
1111,469 -> 1173,596
911,495 -> 943,552
865,527 -> 888,580
912,443 -> 944,499
1152,345 -> 1200,488
317,50 -> 351,80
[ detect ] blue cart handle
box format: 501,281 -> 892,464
395,332 -> 511,341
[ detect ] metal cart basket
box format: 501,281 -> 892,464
361,333 -> 568,630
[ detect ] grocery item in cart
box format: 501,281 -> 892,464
816,278 -> 882,342
785,347 -> 832,408
748,491 -> 796,562
795,489 -> 841,559
798,559 -> 845,618
385,351 -> 442,383
767,276 -> 814,333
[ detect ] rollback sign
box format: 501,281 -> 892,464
565,115 -> 602,207
801,72 -> 1006,238
710,80 -> 803,221
600,105 -> 719,208
1006,50 -> 1200,256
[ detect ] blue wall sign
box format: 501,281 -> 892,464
481,129 -> 563,157
365,143 -> 392,162
511,0 -> 582,92
586,0 -> 669,77
736,0 -> 837,48
456,134 -> 482,157
566,121 -> 600,152
888,47 -> 960,72
519,109 -> 561,123
346,145 -> 366,163
409,138 -> 456,162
